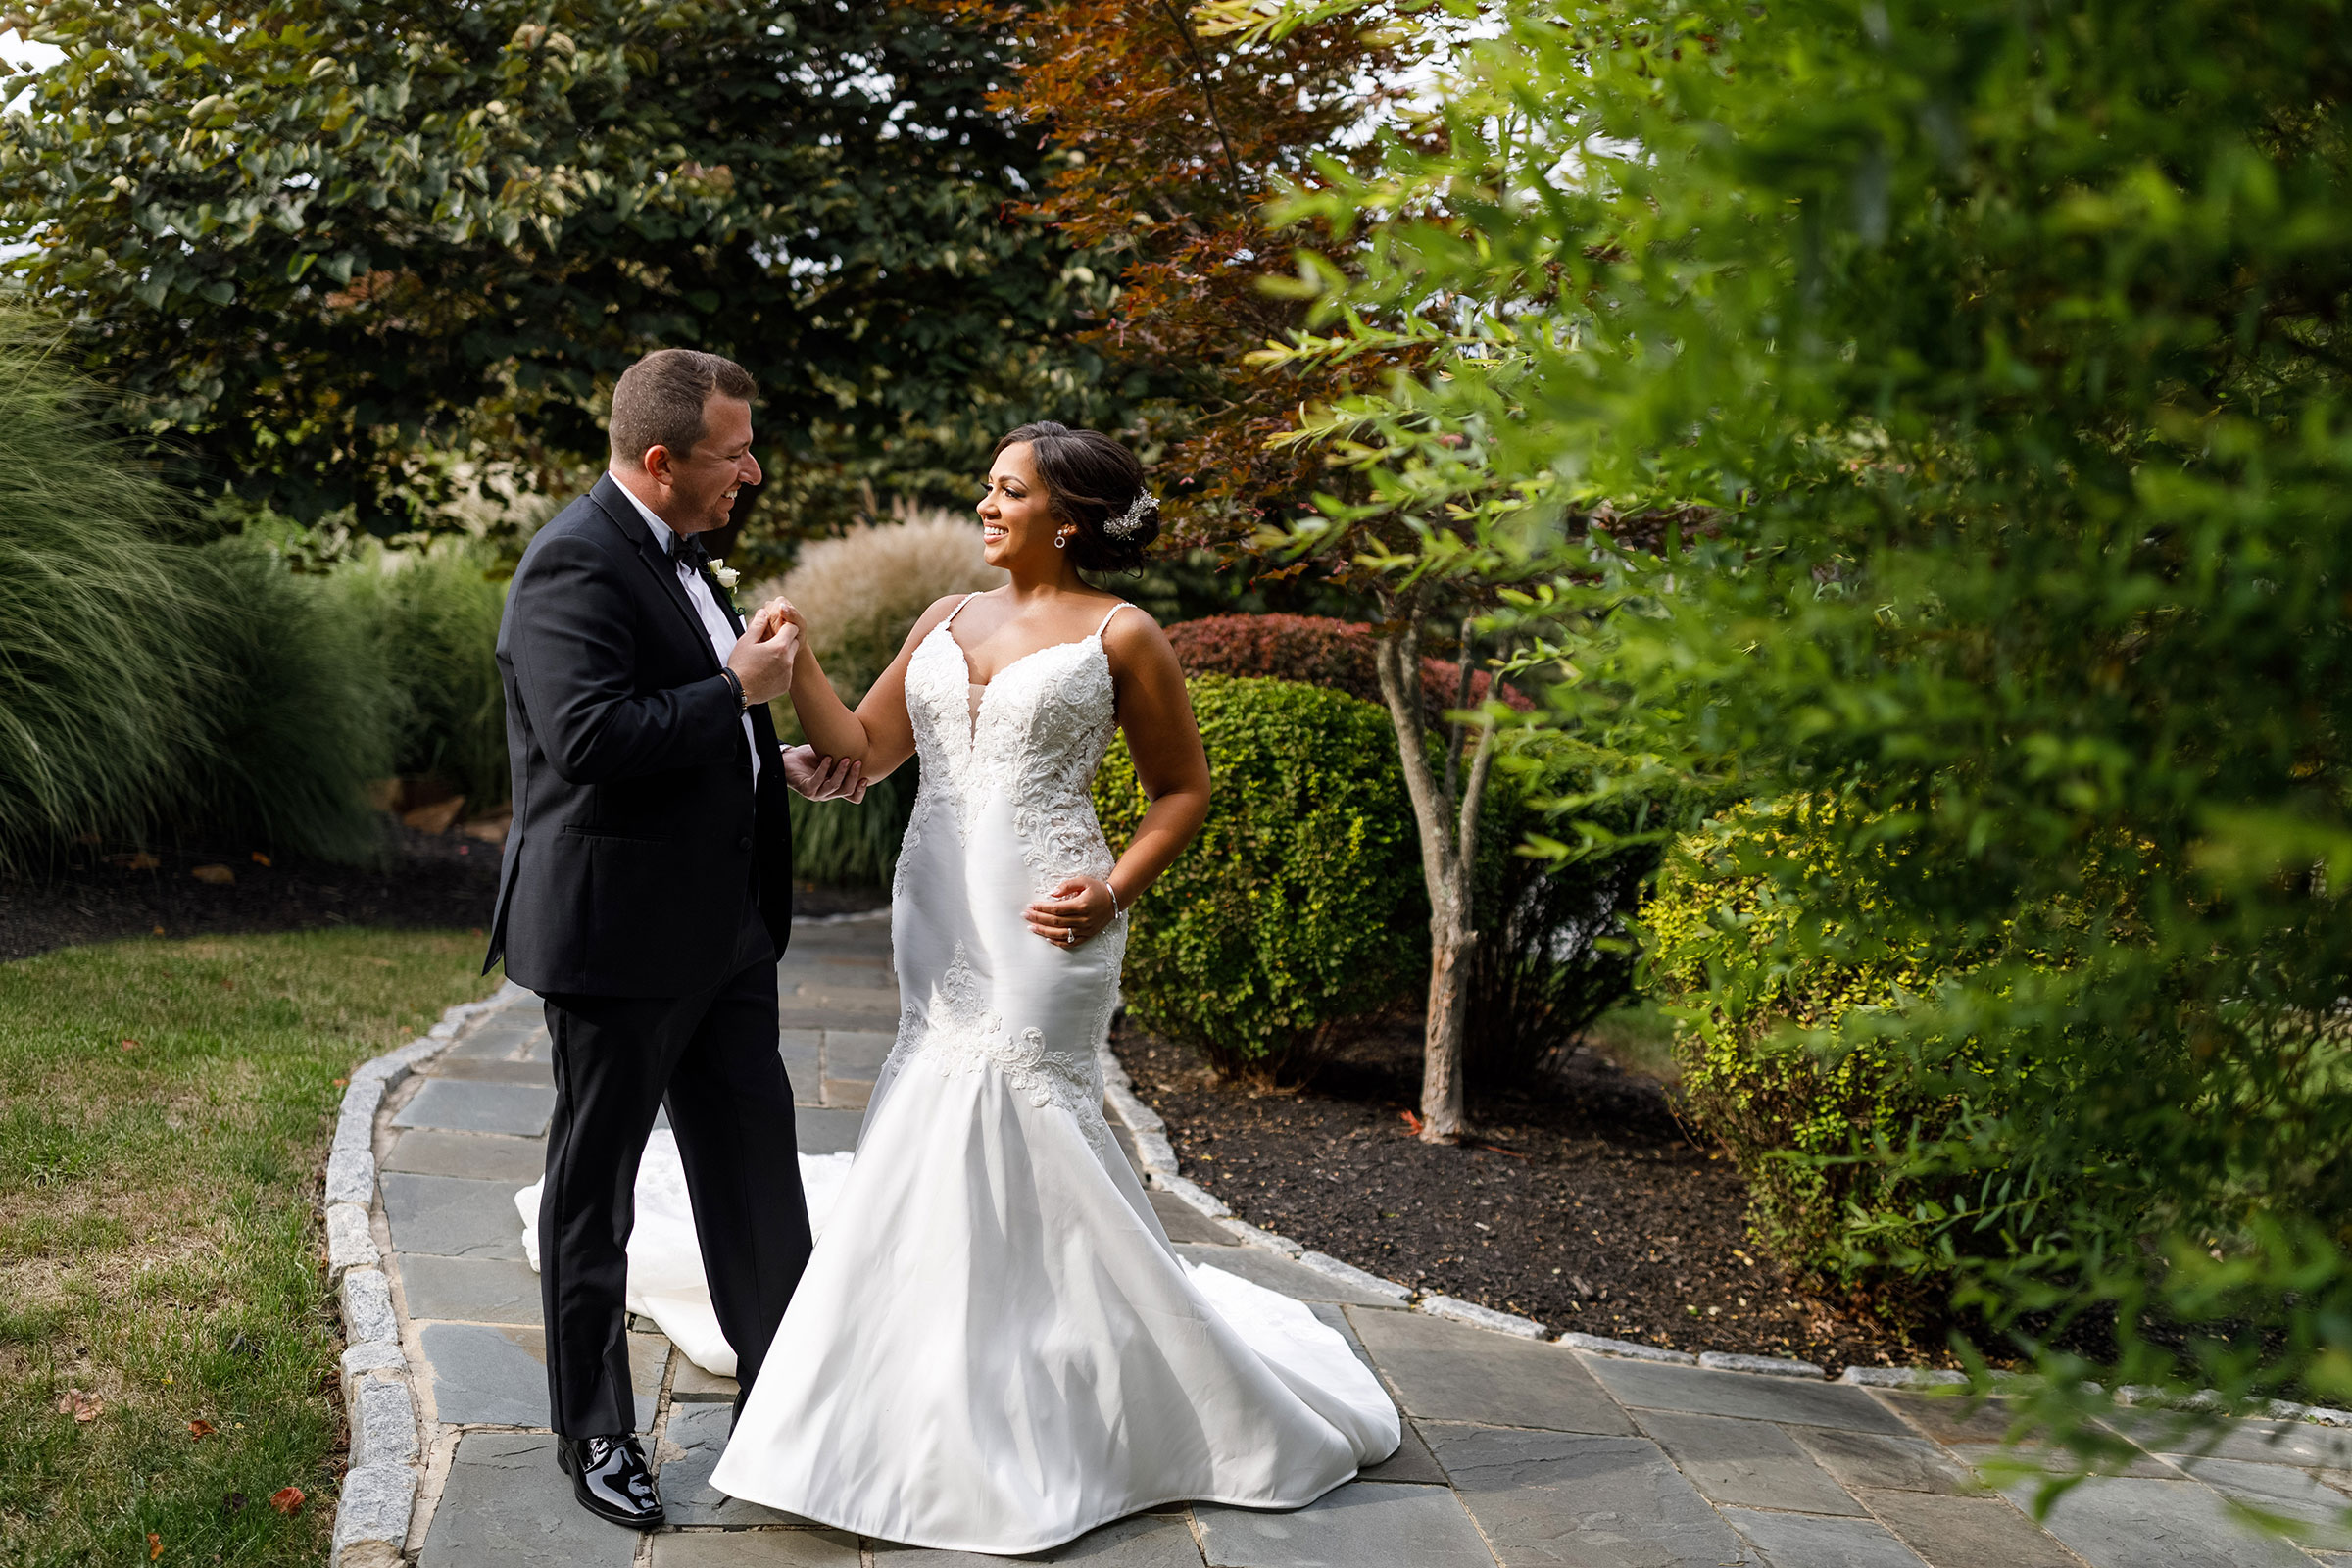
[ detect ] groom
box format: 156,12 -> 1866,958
484,348 -> 854,1530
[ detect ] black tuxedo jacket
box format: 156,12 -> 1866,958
483,474 -> 792,996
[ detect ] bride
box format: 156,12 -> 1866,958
530,421 -> 1397,1553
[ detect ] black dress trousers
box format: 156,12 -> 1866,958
536,913 -> 813,1438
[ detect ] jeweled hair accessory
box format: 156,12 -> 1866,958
1103,489 -> 1157,539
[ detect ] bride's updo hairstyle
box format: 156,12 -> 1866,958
996,421 -> 1160,573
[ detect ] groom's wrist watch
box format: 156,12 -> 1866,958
719,668 -> 749,710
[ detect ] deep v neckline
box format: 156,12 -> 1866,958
929,622 -> 1104,752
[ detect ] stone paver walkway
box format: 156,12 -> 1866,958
356,913 -> 2352,1566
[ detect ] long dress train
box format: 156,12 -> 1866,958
530,595 -> 1397,1553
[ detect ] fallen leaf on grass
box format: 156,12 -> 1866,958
121,1039 -> 139,1052
56,1388 -> 101,1422
148,1532 -> 163,1559
151,924 -> 166,936
187,1419 -> 216,1439
250,851 -> 271,866
331,1077 -> 348,1087
107,851 -> 162,870
190,864 -> 234,886
269,1486 -> 304,1515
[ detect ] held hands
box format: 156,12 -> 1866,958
1025,876 -> 1119,948
728,598 -> 804,705
781,745 -> 867,803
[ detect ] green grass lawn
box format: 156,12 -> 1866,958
0,930 -> 500,1568
1582,998 -> 1683,1085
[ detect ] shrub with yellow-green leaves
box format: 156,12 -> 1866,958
1645,799 -> 2155,1308
1642,799 -> 2011,1305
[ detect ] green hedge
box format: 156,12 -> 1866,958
332,539 -> 511,809
1093,674 -> 1425,1078
1641,797 -> 2128,1302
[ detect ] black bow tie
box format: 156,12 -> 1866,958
667,532 -> 710,571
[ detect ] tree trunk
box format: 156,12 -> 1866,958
1371,590 -> 1497,1144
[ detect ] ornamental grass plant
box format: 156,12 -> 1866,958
0,312 -> 404,869
757,504 -> 1003,886
0,323 -> 218,873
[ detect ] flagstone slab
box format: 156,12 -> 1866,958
1786,1426 -> 1982,1496
780,1030 -> 822,1100
670,1354 -> 740,1403
383,1128 -> 547,1182
1175,1245 -> 1403,1308
393,1078 -> 557,1137
417,1430 -> 638,1568
1349,1307 -> 1636,1435
2171,1456 -> 2352,1549
396,1252 -> 544,1326
1995,1474 -> 2313,1568
431,1055 -> 557,1085
780,1006 -> 904,1032
795,1106 -> 865,1156
1419,1423 -> 1745,1567
1579,1354 -> 1910,1435
1195,1480 -> 1494,1567
2114,1410 -> 2352,1470
1871,1393 -> 2029,1445
1631,1409 -> 1868,1515
1718,1506 -> 1930,1567
823,1028 -> 896,1078
660,1402 -> 813,1527
821,1079 -> 873,1108
1856,1489 -> 2091,1568
1152,1191 -> 1234,1245
445,1022 -> 554,1064
871,1510 -> 1203,1565
417,1322 -> 662,1429
653,1530 -> 863,1566
382,1172 -> 531,1260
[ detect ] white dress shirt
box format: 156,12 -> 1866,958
612,477 -> 760,788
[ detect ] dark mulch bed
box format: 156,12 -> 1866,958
1114,1014 -> 1969,1376
0,830 -> 888,962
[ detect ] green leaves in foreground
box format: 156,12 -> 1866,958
0,929 -> 495,1568
1243,0 -> 2352,1455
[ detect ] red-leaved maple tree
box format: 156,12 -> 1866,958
931,1 -> 1519,1142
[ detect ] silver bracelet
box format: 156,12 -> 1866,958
1104,879 -> 1124,919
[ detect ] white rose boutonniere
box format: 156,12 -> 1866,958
711,561 -> 741,591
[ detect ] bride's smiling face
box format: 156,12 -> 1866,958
977,443 -> 1068,568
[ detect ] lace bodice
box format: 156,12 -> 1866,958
897,599 -> 1129,898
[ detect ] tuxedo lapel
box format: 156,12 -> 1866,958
589,475 -> 723,674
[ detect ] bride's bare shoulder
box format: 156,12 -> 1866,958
1099,600 -> 1177,676
902,590 -> 989,647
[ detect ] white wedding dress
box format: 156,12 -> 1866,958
520,595 -> 1396,1554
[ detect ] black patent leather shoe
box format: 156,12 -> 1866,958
557,1433 -> 664,1529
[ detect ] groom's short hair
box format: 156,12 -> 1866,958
610,349 -> 758,469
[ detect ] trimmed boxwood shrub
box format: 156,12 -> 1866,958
1093,674 -> 1425,1079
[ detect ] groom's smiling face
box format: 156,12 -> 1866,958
647,394 -> 760,535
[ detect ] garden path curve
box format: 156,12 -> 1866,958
343,913 -> 2351,1567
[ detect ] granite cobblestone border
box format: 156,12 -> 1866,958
322,980 -> 528,1568
1096,1044 -> 2352,1436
